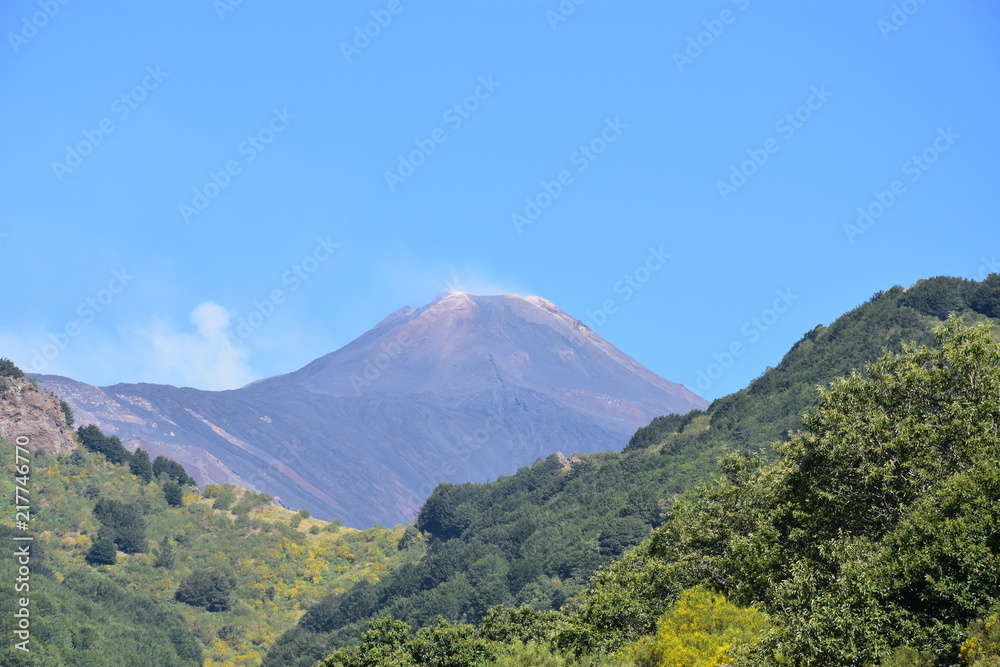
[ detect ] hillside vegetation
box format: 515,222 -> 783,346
554,314 -> 1000,665
313,313 -> 1000,666
266,275 -> 1000,666
4,275 -> 998,666
0,380 -> 424,666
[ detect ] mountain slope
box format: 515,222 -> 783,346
305,311 -> 1000,667
264,274 -> 1000,665
35,291 -> 705,527
0,366 -> 424,666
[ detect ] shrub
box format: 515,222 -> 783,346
212,485 -> 236,511
617,587 -> 773,667
494,641 -> 605,666
961,615 -> 1000,666
59,399 -> 74,427
0,358 -> 25,378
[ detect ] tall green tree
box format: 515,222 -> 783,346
152,455 -> 195,485
323,618 -> 415,666
93,499 -> 147,554
85,528 -> 118,566
154,536 -> 175,569
129,448 -> 153,483
163,479 -> 184,507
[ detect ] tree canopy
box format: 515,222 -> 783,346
76,424 -> 131,465
175,569 -> 234,612
565,315 -> 1000,665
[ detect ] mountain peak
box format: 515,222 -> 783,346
431,289 -> 475,305
437,289 -> 471,298
35,292 -> 707,526
281,292 -> 706,415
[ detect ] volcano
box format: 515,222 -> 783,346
35,292 -> 707,527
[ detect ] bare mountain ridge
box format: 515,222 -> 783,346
34,292 -> 707,527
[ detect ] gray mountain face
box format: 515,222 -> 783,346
34,292 -> 707,527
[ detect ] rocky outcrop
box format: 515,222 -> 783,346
0,377 -> 77,454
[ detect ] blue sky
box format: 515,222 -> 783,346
1,0 -> 997,401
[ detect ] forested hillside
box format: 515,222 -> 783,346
0,374 -> 424,667
314,307 -> 1000,666
555,314 -> 1000,665
270,275 -> 1000,666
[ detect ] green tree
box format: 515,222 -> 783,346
479,605 -> 566,646
0,358 -> 25,378
93,499 -> 147,553
212,485 -> 236,511
175,569 -> 233,612
152,455 -> 194,485
129,448 -> 153,484
85,528 -> 118,566
154,536 -> 175,569
598,517 -> 651,558
163,479 -> 184,507
416,483 -> 476,541
900,276 -> 973,319
409,618 -> 498,666
201,484 -> 222,498
398,525 -> 422,551
322,618 -> 415,666
60,398 -> 74,427
76,424 -> 131,465
969,273 -> 1000,319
